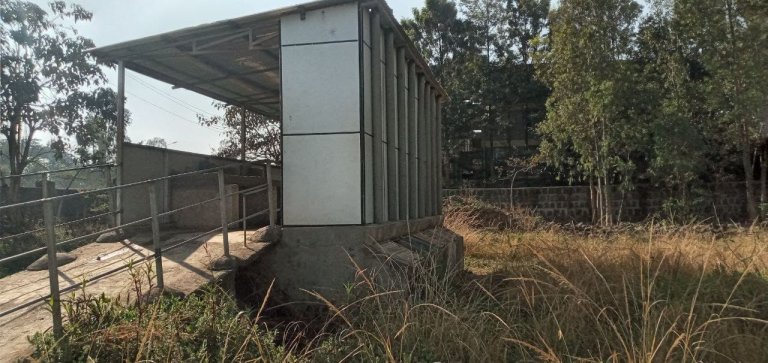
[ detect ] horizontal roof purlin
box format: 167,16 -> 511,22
89,0 -> 447,118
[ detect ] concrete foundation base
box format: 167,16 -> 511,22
246,216 -> 463,315
208,255 -> 239,271
26,252 -> 77,271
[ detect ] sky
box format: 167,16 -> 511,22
59,0 -> 421,154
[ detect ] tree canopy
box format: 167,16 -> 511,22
1,0 -> 123,190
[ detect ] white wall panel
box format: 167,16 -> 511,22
282,42 -> 360,134
283,134 -> 362,225
281,2 -> 359,45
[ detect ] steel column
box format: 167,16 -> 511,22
42,173 -> 63,339
417,75 -> 426,218
148,183 -> 164,289
385,32 -> 398,220
408,63 -> 419,219
396,48 -> 409,219
218,169 -> 230,257
371,11 -> 386,223
116,61 -> 125,227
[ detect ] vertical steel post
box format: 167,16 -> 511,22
42,173 -> 63,339
148,183 -> 164,289
371,10 -> 387,223
396,48 -> 409,220
116,61 -> 125,227
408,63 -> 419,219
218,168 -> 230,257
385,31 -> 399,221
266,165 -> 276,228
105,166 -> 116,227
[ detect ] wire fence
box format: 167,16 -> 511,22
0,162 -> 280,340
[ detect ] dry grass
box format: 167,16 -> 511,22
30,197 -> 768,362
439,197 -> 768,362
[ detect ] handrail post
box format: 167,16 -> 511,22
219,168 -> 230,257
266,164 -> 276,228
105,166 -> 116,227
148,183 -> 164,289
210,168 -> 235,270
42,173 -> 63,339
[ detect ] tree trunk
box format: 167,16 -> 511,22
760,143 -> 767,211
596,176 -> 604,225
603,172 -> 614,226
589,177 -> 597,224
741,144 -> 758,221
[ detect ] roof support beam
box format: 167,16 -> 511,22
127,59 -> 280,118
173,67 -> 279,88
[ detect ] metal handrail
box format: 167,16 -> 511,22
0,163 -> 281,336
0,163 -> 114,181
0,214 -> 153,266
0,165 -> 229,212
0,205 -> 272,319
0,184 -> 270,266
0,210 -> 120,243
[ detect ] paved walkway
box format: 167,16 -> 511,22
0,229 -> 270,361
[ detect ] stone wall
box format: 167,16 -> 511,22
444,182 -> 758,222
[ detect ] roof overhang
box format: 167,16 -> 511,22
90,0 -> 448,120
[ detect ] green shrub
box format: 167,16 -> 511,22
30,286 -> 293,362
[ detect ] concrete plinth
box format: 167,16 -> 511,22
26,252 -> 77,271
249,216 -> 463,315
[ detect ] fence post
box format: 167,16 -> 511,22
105,166 -> 116,227
210,168 -> 235,270
148,183 -> 164,290
266,164 -> 276,228
42,173 -> 63,339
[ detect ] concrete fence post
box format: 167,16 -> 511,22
41,173 -> 63,339
148,183 -> 164,289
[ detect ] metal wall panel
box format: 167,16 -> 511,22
282,42 -> 361,134
281,2 -> 360,45
283,134 -> 362,225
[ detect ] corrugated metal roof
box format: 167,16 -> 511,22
90,0 -> 447,119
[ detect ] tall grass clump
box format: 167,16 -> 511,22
306,198 -> 768,362
30,286 -> 294,362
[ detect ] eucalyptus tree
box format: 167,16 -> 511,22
670,0 -> 768,220
535,0 -> 644,225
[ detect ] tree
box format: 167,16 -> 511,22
138,137 -> 168,148
1,1 -> 119,204
670,0 -> 768,220
535,0 -> 645,225
198,103 -> 280,162
403,0 -> 486,182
